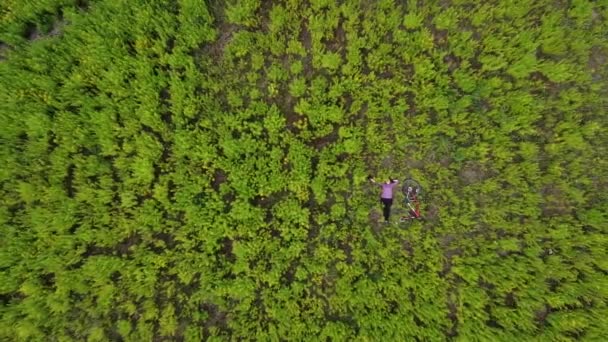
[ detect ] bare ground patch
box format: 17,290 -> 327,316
211,169 -> 227,192
279,92 -> 305,134
0,42 -> 7,60
197,1 -> 238,59
116,234 -> 142,256
299,20 -> 314,78
201,302 -> 230,339
588,46 -> 607,83
404,91 -> 417,117
324,18 -> 346,58
368,209 -> 383,235
300,19 -> 312,52
310,124 -> 339,150
430,26 -> 449,49
64,164 -> 76,198
443,53 -> 461,73
540,184 -> 572,217
534,303 -> 551,328
199,23 -> 237,59
458,162 -> 487,185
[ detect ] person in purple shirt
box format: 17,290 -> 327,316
369,176 -> 399,223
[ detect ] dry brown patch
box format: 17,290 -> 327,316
540,184 -> 571,217
458,162 -> 486,185
588,46 -> 607,83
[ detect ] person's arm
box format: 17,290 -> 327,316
390,178 -> 399,188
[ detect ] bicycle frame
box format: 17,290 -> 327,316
400,188 -> 422,222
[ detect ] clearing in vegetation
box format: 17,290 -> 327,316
1,0 -> 607,340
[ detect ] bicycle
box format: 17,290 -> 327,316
398,178 -> 423,226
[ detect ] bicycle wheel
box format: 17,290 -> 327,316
402,179 -> 423,197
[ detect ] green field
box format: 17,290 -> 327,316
1,0 -> 607,340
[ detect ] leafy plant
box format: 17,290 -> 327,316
0,0 -> 606,340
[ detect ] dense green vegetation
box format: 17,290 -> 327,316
1,0 -> 607,340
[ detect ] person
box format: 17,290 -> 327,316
369,176 -> 399,223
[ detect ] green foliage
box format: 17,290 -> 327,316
225,0 -> 261,27
0,0 -> 606,340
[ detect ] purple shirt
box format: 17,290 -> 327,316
380,180 -> 399,199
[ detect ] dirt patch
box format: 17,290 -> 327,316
378,70 -> 393,79
458,162 -> 486,185
281,260 -> 299,285
254,0 -> 273,32
201,302 -> 229,338
443,53 -> 461,73
473,98 -> 491,112
540,184 -> 571,217
469,56 -> 483,70
306,206 -> 322,240
64,164 -> 76,198
310,125 -> 339,150
48,21 -> 64,37
39,272 -> 56,288
440,234 -> 457,248
440,248 -> 462,277
504,292 -> 517,308
325,19 -> 346,57
478,278 -> 496,292
398,239 -> 413,259
21,17 -> 65,42
529,71 -> 562,97
204,0 -> 244,61
439,0 -> 452,8
299,20 -> 314,78
399,63 -> 415,79
438,156 -> 452,167
280,93 -> 303,133
84,244 -> 114,257
588,46 -> 607,82
159,88 -> 173,125
484,309 -> 503,329
446,304 -> 458,337
219,237 -> 235,262
116,234 -> 141,256
0,291 -> 26,306
152,232 -> 177,249
251,190 -> 288,209
368,209 -> 383,235
404,91 -> 417,117
534,303 -> 551,327
341,93 -> 353,114
529,71 -> 551,84
75,0 -> 90,10
0,42 -> 7,60
300,20 -> 312,52
380,155 -> 394,169
23,23 -> 41,41
110,271 -> 121,283
403,155 -> 424,170
431,26 -> 449,49
166,37 -> 176,54
354,100 -> 368,122
338,239 -> 354,264
200,22 -> 237,59
47,131 -> 59,153
459,18 -> 482,41
167,179 -> 177,203
211,169 -> 227,192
